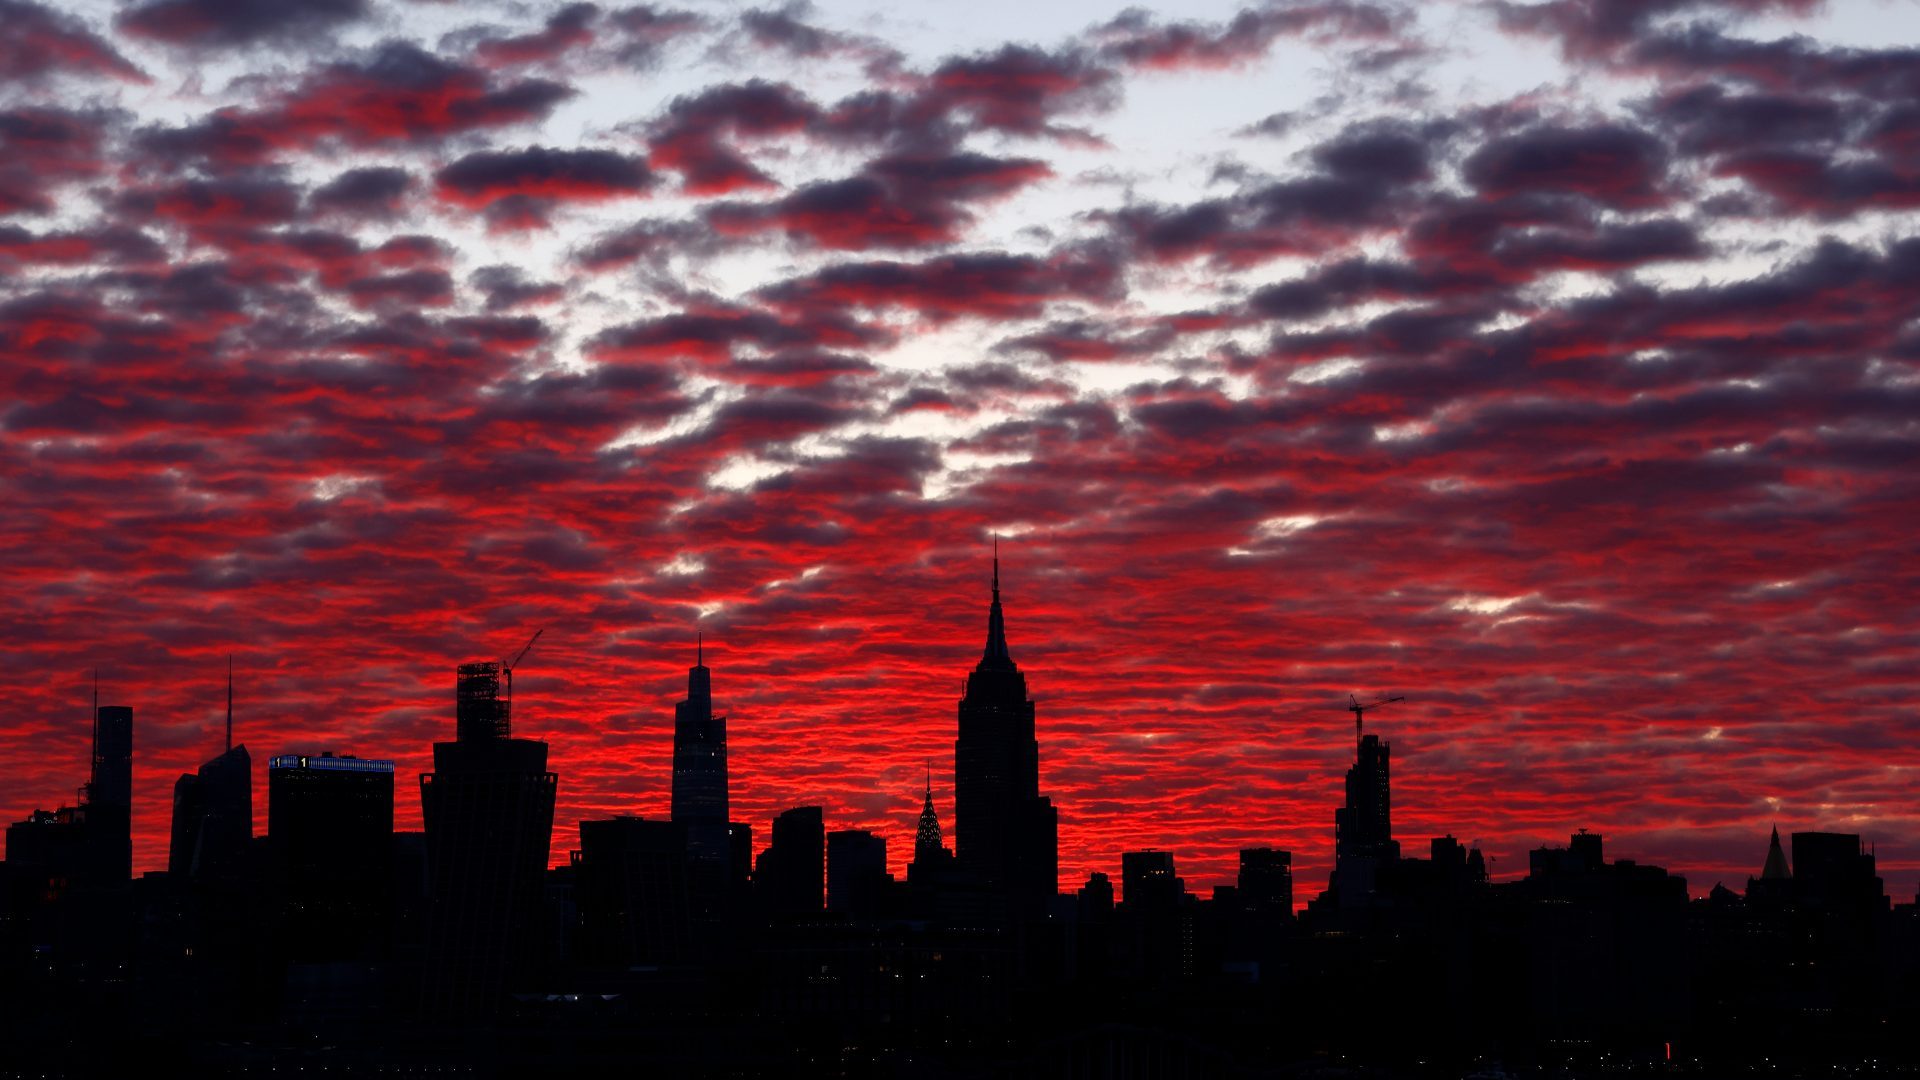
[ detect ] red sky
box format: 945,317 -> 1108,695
1,0 -> 1917,904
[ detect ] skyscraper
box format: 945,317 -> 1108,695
912,766 -> 948,872
754,806 -> 823,915
1329,723 -> 1398,904
1237,848 -> 1292,916
952,548 -> 1057,911
84,704 -> 132,887
827,829 -> 888,916
169,666 -> 252,882
574,816 -> 692,967
671,638 -> 729,870
167,744 -> 251,880
268,752 -> 395,958
420,660 -> 558,1019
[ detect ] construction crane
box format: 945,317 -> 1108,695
503,628 -> 545,707
1347,693 -> 1404,742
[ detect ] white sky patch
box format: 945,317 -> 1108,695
1255,514 -> 1323,538
762,564 -> 828,592
864,406 -> 993,444
308,474 -> 377,502
707,454 -> 791,492
1868,358 -> 1920,387
603,392 -> 727,452
1448,594 -> 1534,616
926,448 -> 1033,501
659,552 -> 706,577
1373,419 -> 1432,442
1057,358 -> 1191,394
1290,357 -> 1364,384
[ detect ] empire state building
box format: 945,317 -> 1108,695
953,548 -> 1058,910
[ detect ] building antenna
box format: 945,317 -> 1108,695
697,631 -> 703,668
226,653 -> 234,753
91,667 -> 99,763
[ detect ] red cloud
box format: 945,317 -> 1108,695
706,153 -> 1050,251
434,148 -> 656,222
0,0 -> 147,85
758,251 -> 1122,322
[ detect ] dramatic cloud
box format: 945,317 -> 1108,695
1094,1 -> 1406,70
117,0 -> 369,48
707,152 -> 1051,250
1,0 -> 1915,910
0,0 -> 146,84
134,43 -> 575,170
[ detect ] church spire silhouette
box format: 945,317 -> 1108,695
1761,823 -> 1791,880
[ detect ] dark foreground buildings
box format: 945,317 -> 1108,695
4,563 -> 1920,1076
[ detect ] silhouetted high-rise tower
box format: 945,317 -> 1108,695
1328,719 -> 1399,906
420,658 -> 558,1020
170,659 -> 252,880
269,752 -> 394,960
953,545 -> 1057,910
84,699 -> 133,887
671,636 -> 730,869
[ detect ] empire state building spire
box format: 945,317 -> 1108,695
980,536 -> 1015,672
953,539 -> 1057,908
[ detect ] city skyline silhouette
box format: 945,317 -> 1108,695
4,556 -> 1912,1075
5,0 -> 1917,1072
16,546 -> 1902,908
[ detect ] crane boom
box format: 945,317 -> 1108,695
1347,693 -> 1404,742
507,628 -> 544,672
503,628 -> 545,705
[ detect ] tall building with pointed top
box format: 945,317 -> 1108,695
671,636 -> 730,869
170,663 -> 252,881
908,768 -> 957,900
914,767 -> 944,866
1761,825 -> 1791,881
169,745 -> 251,879
953,548 -> 1057,910
1747,823 -> 1794,903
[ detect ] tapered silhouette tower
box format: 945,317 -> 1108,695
953,544 -> 1057,911
671,635 -> 730,869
